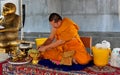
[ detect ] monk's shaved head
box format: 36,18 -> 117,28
49,13 -> 62,23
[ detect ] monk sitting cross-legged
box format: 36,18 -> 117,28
38,13 -> 92,65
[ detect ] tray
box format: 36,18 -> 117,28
8,58 -> 32,65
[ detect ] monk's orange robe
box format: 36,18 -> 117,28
43,18 -> 92,64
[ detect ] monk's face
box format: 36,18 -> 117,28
50,20 -> 61,28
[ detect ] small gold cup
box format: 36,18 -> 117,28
28,49 -> 40,65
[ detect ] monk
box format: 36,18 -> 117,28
38,13 -> 92,65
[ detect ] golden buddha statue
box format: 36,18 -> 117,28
0,3 -> 21,54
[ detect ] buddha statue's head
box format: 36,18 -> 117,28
2,3 -> 16,16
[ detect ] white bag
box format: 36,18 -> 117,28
110,48 -> 120,67
95,40 -> 110,49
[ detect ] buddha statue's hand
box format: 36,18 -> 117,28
0,15 -> 4,23
0,29 -> 5,33
0,19 -> 3,23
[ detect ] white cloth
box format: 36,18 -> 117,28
110,48 -> 120,67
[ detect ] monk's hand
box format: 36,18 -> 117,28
38,46 -> 47,52
37,45 -> 42,50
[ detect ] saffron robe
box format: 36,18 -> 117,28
43,18 -> 92,64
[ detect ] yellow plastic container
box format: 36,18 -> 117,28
35,38 -> 47,47
92,46 -> 111,67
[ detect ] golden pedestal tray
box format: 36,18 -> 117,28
8,57 -> 31,65
8,42 -> 33,65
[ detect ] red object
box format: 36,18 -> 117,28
0,63 -> 2,75
0,61 -> 7,75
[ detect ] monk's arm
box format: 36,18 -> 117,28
45,39 -> 65,49
41,27 -> 56,46
39,27 -> 65,50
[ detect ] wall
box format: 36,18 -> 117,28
22,0 -> 119,32
61,0 -> 119,32
1,0 -> 119,32
21,31 -> 120,49
22,0 -> 62,32
1,0 -> 120,49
